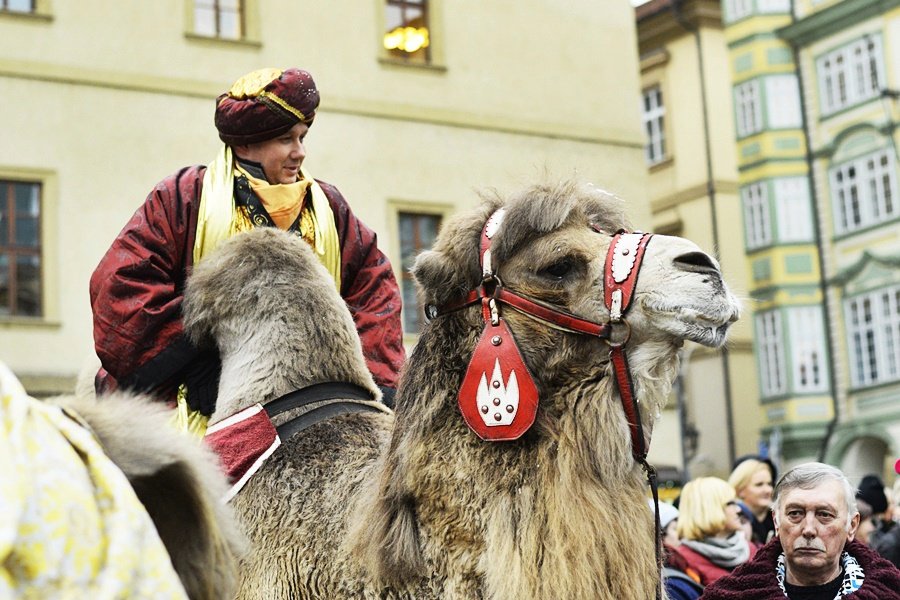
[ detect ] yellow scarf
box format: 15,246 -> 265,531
194,145 -> 342,288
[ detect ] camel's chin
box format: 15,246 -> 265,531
682,321 -> 731,347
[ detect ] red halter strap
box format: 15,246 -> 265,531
435,211 -> 654,460
603,231 -> 654,461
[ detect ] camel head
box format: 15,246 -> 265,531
410,179 -> 740,442
182,227 -> 378,422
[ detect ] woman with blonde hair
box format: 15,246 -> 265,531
727,457 -> 775,544
670,477 -> 756,587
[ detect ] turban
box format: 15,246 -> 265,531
214,67 -> 320,146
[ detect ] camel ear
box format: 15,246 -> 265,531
412,248 -> 476,308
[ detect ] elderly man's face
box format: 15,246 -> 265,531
775,480 -> 860,586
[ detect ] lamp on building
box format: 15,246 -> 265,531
383,26 -> 430,54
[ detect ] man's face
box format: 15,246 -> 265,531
775,480 -> 859,586
235,122 -> 308,185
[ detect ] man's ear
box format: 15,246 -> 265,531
231,144 -> 250,160
847,511 -> 861,540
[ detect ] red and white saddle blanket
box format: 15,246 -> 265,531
204,404 -> 280,502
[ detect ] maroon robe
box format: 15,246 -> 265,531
700,538 -> 900,599
90,165 -> 405,404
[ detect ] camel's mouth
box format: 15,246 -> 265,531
644,302 -> 740,348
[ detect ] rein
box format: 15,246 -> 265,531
263,381 -> 382,441
428,210 -> 663,596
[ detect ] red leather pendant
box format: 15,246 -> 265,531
458,316 -> 539,441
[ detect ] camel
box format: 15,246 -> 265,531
1,363 -> 244,600
182,178 -> 741,599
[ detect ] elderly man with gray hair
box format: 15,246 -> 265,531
700,462 -> 900,599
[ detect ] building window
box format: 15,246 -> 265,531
399,212 -> 441,334
0,180 -> 41,317
193,0 -> 242,40
764,75 -> 802,129
773,177 -> 813,243
724,0 -> 753,22
817,36 -> 883,115
787,306 -> 828,393
846,285 -> 900,387
734,80 -> 763,137
0,0 -> 33,12
642,86 -> 666,166
830,149 -> 897,234
757,310 -> 787,397
383,0 -> 430,63
742,182 -> 771,250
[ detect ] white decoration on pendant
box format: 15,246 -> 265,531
611,234 -> 642,283
484,208 -> 506,239
476,359 -> 519,426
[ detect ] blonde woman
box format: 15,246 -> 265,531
728,457 -> 776,544
671,477 -> 756,586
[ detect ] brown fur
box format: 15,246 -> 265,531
178,180 -> 740,599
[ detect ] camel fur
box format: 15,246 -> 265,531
182,179 -> 740,599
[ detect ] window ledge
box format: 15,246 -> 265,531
648,156 -> 674,172
184,32 -> 262,49
378,56 -> 447,73
0,9 -> 52,23
0,317 -> 61,329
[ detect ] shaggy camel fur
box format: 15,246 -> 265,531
42,392 -> 245,600
183,179 -> 740,599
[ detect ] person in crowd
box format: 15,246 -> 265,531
860,474 -> 900,568
672,477 -> 756,587
729,456 -> 777,544
701,462 -> 900,599
90,68 -> 405,429
735,500 -> 758,547
650,499 -> 704,600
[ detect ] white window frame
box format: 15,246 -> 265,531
787,306 -> 829,393
725,0 -> 753,22
846,285 -> 900,387
193,0 -> 243,40
757,0 -> 789,12
830,148 -> 898,234
817,36 -> 883,115
757,311 -> 787,397
642,86 -> 666,166
735,80 -> 763,137
742,182 -> 771,250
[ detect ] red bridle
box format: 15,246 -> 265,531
429,209 -> 654,463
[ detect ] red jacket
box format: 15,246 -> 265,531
90,166 -> 405,404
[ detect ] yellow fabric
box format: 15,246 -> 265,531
171,388 -> 210,439
0,362 -> 188,599
235,163 -> 310,231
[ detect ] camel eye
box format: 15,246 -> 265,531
541,258 -> 575,280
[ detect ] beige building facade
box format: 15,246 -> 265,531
0,2 -> 649,394
637,0 -> 763,482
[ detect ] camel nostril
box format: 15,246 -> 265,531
673,251 -> 719,275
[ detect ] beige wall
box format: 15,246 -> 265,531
0,1 -> 648,389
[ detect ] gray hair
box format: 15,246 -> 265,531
773,462 -> 858,528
